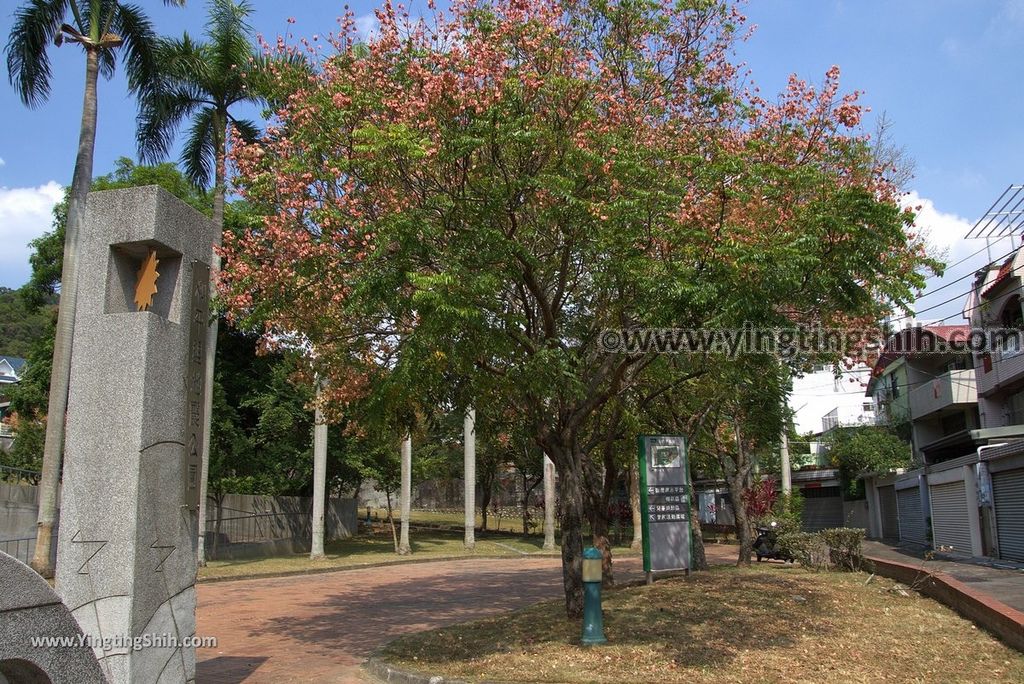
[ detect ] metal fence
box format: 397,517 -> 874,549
205,510 -> 311,545
0,536 -> 35,565
0,465 -> 41,485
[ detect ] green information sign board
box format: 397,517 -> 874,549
638,435 -> 692,573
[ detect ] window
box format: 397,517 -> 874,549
889,373 -> 900,399
862,402 -> 874,412
999,296 -> 1024,357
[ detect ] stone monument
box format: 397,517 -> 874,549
0,550 -> 104,683
54,186 -> 214,683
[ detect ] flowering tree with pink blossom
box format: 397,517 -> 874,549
220,0 -> 935,616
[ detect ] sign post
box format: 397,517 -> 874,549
638,435 -> 692,583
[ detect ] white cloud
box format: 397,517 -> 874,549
0,158 -> 6,167
900,190 -> 1018,324
902,190 -> 968,257
355,13 -> 379,41
0,181 -> 63,289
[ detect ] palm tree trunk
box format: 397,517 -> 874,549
196,110 -> 227,567
310,379 -> 327,559
542,455 -> 556,550
31,49 -> 101,578
463,407 -> 475,550
398,433 -> 412,555
629,460 -> 643,551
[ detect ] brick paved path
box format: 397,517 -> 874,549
196,545 -> 739,683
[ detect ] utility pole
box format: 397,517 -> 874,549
780,430 -> 792,495
398,434 -> 412,555
464,407 -> 476,550
543,455 -> 556,550
310,381 -> 327,560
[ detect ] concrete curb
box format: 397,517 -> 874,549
363,657 -> 472,684
198,553 -> 558,585
865,554 -> 1024,652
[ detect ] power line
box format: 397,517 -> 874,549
914,243 -> 1019,301
886,244 -> 1021,327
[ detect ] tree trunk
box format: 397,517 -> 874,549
398,434 -> 412,554
689,481 -> 708,571
210,491 -> 224,561
480,469 -> 494,532
196,109 -> 228,567
727,473 -> 753,566
542,455 -> 556,550
584,457 -> 615,588
310,381 -> 327,559
629,461 -> 642,551
386,490 -> 398,552
31,48 -> 101,578
555,457 -> 585,618
589,505 -> 613,588
463,408 -> 476,550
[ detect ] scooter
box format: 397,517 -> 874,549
754,521 -> 794,562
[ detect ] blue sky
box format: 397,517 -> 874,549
1,0 -> 1022,325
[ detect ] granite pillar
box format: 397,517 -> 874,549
55,186 -> 214,683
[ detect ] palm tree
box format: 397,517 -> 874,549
135,0 -> 267,565
6,0 -> 185,578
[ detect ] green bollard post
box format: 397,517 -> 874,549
581,546 -> 608,645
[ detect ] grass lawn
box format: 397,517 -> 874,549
198,528 -> 638,581
380,564 -> 1024,683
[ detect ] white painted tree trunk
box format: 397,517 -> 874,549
398,434 -> 412,555
310,385 -> 327,559
630,460 -> 643,550
464,408 -> 476,550
543,455 -> 556,550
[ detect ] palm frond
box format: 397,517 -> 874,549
207,0 -> 253,94
5,0 -> 70,107
112,2 -> 157,94
155,34 -> 214,88
137,84 -> 204,163
181,105 -> 217,188
228,117 -> 260,145
98,44 -> 115,79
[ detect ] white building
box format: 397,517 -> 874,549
789,363 -> 875,435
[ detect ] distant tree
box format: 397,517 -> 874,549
0,288 -> 54,358
825,426 -> 913,497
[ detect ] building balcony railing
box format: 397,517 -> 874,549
909,369 -> 977,418
977,342 -> 1024,396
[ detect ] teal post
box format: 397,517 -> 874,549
580,546 -> 608,645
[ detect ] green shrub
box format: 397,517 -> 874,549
776,532 -> 830,571
776,527 -> 866,572
819,527 -> 865,571
770,490 -> 805,532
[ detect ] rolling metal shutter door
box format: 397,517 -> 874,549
993,468 -> 1024,562
930,480 -> 972,555
801,487 -> 844,532
878,485 -> 899,539
896,487 -> 926,545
